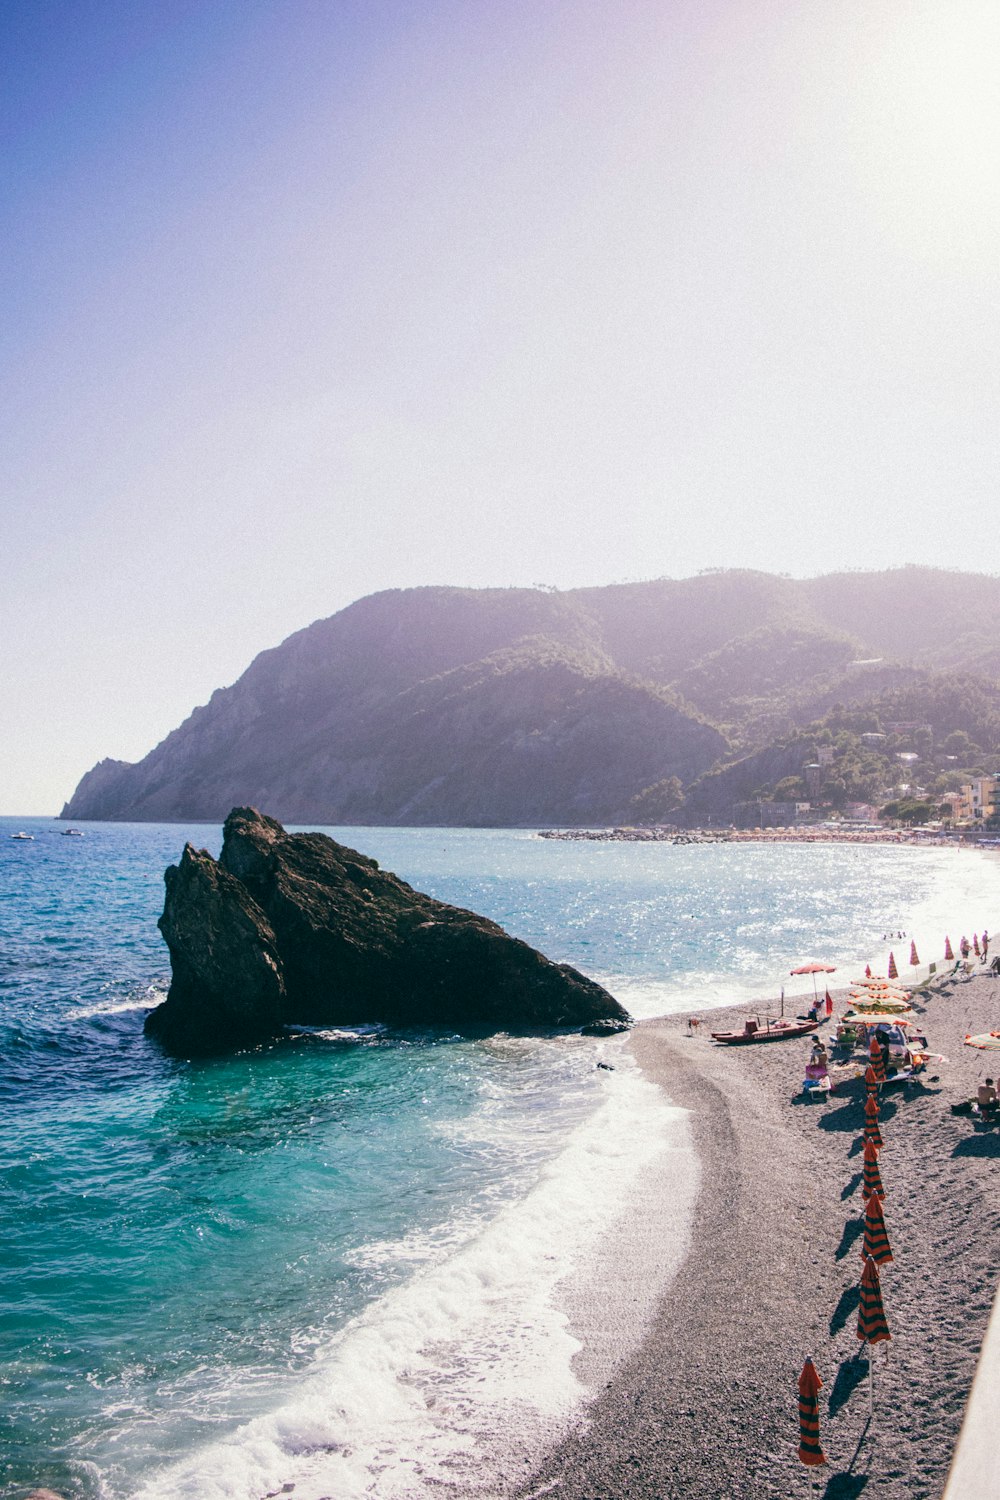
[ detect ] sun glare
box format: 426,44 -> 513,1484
861,2 -> 1000,262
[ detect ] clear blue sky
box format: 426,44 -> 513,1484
3,0 -> 999,812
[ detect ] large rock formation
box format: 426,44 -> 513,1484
146,808 -> 630,1054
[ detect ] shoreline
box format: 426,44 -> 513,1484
517,967 -> 1000,1499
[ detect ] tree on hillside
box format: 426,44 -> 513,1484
629,776 -> 685,824
880,798 -> 941,825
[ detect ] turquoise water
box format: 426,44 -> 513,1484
2,819 -> 999,1499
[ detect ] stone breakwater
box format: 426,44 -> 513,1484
539,825 -> 969,846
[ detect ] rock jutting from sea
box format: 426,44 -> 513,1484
145,807 -> 631,1055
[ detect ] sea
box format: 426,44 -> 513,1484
3,817 -> 999,1500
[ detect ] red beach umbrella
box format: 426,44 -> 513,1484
791,962 -> 837,1003
797,1358 -> 827,1471
974,934 -> 981,957
868,1035 -> 886,1082
865,963 -> 873,978
862,1191 -> 893,1265
944,936 -> 954,961
862,1137 -> 885,1201
865,1064 -> 880,1097
887,951 -> 898,980
824,988 -> 833,1018
909,940 -> 919,967
857,1254 -> 891,1415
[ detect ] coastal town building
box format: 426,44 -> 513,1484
969,776 -> 997,822
734,799 -> 801,829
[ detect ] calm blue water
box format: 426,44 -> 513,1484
2,819 -> 999,1499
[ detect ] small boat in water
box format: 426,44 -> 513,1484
60,828 -> 85,837
9,831 -> 34,841
712,1015 -> 819,1045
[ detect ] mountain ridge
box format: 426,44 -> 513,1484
63,568 -> 1000,826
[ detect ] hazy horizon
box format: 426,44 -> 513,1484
4,2 -> 1000,812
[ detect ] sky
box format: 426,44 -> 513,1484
2,0 -> 1000,813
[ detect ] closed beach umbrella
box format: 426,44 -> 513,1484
944,936 -> 954,961
865,963 -> 873,978
864,1096 -> 883,1150
857,1254 -> 891,1415
862,1191 -> 893,1265
868,1035 -> 886,1082
824,987 -> 834,1018
865,1064 -> 880,1097
857,1255 -> 891,1343
797,1358 -> 827,1470
909,939 -> 919,968
887,951 -> 898,980
862,1137 -> 885,1200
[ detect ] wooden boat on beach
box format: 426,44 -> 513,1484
711,1015 -> 819,1045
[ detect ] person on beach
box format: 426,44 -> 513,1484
977,1078 -> 997,1117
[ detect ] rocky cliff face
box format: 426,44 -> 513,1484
145,808 -> 630,1054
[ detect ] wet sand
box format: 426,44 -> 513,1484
518,966 -> 1000,1500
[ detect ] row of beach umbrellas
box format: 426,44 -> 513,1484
794,927 -> 991,1478
798,1039 -> 894,1483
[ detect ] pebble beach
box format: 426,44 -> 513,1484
518,965 -> 1000,1500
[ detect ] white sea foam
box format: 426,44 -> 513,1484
134,1045 -> 694,1500
75,987 -> 164,1020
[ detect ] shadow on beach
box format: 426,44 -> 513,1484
823,1472 -> 870,1498
828,1355 -> 869,1417
834,1216 -> 864,1261
829,1283 -> 860,1336
953,1131 -> 1000,1158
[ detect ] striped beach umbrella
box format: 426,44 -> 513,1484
944,936 -> 954,961
865,963 -> 872,978
909,939 -> 919,968
857,1255 -> 891,1344
868,1035 -> 886,1082
865,1064 -> 880,1097
797,1358 -> 827,1471
862,1190 -> 893,1265
864,1093 -> 883,1149
862,1137 -> 885,1201
887,951 -> 898,980
857,1254 -> 891,1415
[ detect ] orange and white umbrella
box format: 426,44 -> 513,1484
887,951 -> 898,980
